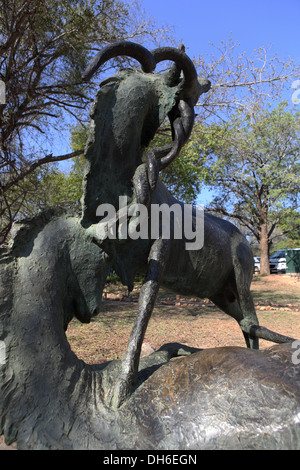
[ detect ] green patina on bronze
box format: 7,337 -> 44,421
0,42 -> 299,450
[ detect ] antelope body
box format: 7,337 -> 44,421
81,42 -> 295,407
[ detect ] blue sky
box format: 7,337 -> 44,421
137,0 -> 300,204
59,0 -> 299,203
140,0 -> 299,62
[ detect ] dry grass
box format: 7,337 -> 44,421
66,274 -> 300,364
2,274 -> 299,450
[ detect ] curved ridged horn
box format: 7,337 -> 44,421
151,47 -> 198,100
145,47 -> 201,173
159,100 -> 194,170
82,41 -> 156,81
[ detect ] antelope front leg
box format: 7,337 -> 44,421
110,238 -> 170,409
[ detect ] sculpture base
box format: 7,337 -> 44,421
3,342 -> 300,450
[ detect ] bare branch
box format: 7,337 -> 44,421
1,149 -> 84,193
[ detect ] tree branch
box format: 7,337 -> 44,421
0,149 -> 84,193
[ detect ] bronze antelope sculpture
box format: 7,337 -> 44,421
81,41 -> 295,408
2,42 -> 300,450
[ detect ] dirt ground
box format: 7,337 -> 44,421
66,274 -> 300,363
1,274 -> 299,450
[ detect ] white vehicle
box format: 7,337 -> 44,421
269,250 -> 287,274
254,257 -> 260,273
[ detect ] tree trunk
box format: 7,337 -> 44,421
259,210 -> 270,275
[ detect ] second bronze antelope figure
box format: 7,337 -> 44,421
81,41 -> 294,407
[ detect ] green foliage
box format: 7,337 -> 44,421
194,102 -> 300,234
0,123 -> 89,236
1,0 -> 169,243
37,124 -> 88,208
1,164 -> 80,223
146,128 -> 210,204
187,101 -> 300,272
272,210 -> 300,251
30,124 -> 89,211
70,124 -> 89,152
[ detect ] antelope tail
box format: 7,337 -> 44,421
248,324 -> 296,344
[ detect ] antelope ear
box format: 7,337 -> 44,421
198,77 -> 211,94
188,77 -> 211,106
